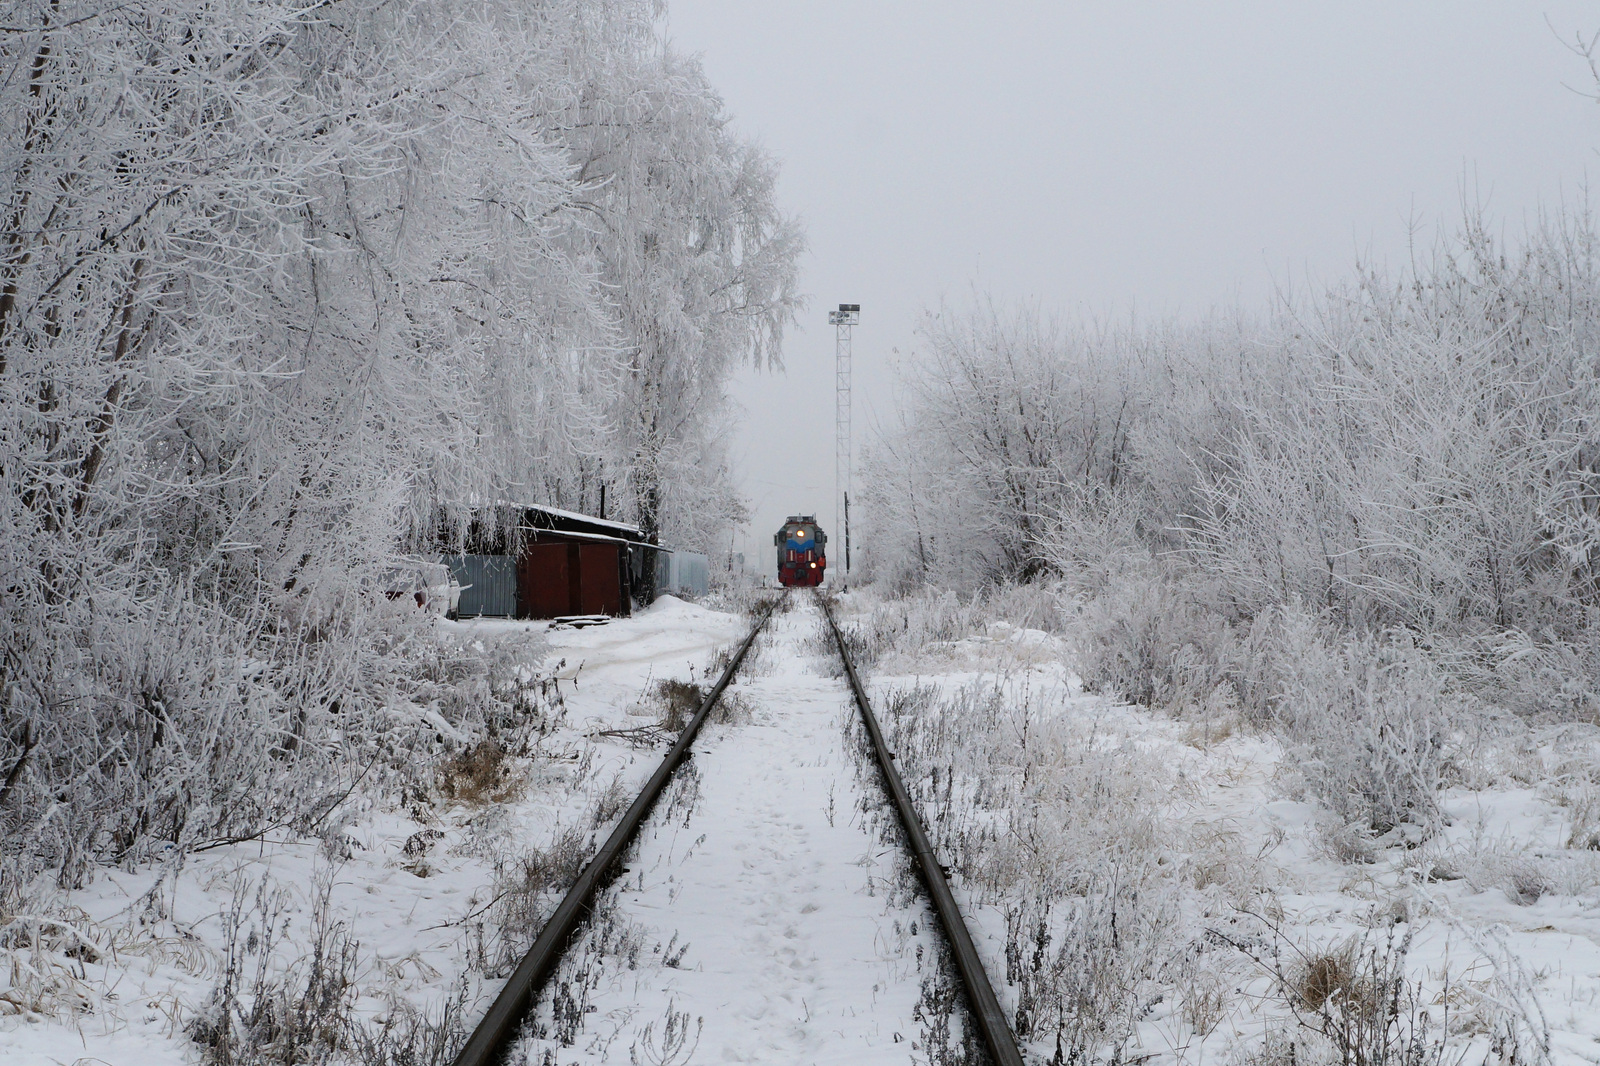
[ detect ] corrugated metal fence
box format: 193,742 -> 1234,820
654,551 -> 710,598
444,554 -> 518,617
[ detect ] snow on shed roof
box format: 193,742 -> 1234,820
524,503 -> 644,538
463,500 -> 645,536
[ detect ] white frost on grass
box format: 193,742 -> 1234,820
836,588 -> 1600,1066
0,595 -> 744,1065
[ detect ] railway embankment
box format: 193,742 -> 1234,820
9,586 -> 1590,1066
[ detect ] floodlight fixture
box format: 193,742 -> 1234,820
831,303 -> 859,586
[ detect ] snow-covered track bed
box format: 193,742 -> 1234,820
452,608 -> 774,1066
819,594 -> 1025,1066
448,593 -> 1020,1065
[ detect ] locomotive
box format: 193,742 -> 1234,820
774,515 -> 827,587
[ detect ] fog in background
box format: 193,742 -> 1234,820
662,1 -> 1600,572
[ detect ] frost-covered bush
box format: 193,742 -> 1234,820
2,588 -> 408,894
1269,612 -> 1455,835
0,587 -> 562,909
865,680 -> 1186,1062
1066,558 -> 1235,711
828,583 -> 1065,676
861,211 -> 1600,723
1443,624 -> 1600,723
859,304 -> 1151,590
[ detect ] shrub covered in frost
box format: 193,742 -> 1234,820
858,678 -> 1186,1063
1268,611 -> 1455,835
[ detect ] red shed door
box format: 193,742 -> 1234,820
577,543 -> 622,615
519,543 -> 574,618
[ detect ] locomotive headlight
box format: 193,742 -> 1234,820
797,527 -> 807,538
810,562 -> 817,568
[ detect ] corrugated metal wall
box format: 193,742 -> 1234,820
674,553 -> 710,597
444,554 -> 518,617
654,551 -> 710,598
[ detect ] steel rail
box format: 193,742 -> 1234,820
819,594 -> 1026,1066
451,605 -> 773,1066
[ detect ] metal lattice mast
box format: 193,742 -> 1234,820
828,304 -> 859,586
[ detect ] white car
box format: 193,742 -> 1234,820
380,558 -> 463,618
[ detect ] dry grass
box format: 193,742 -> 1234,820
399,829 -> 445,878
347,979 -> 471,1066
1218,922 -> 1457,1066
591,772 -> 631,828
507,894 -> 653,1059
188,872 -> 359,1066
0,903 -> 104,1019
1414,823 -> 1600,904
1181,713 -> 1238,749
854,677 -> 1186,1064
438,740 -> 522,805
1179,959 -> 1236,1038
1316,821 -> 1380,866
1564,787 -> 1600,850
589,676 -> 713,748
1295,945 -> 1357,1010
484,825 -> 591,976
713,690 -> 754,726
653,679 -> 704,733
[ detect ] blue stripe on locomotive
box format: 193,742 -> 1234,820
784,525 -> 817,552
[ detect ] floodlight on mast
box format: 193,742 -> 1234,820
829,304 -> 858,587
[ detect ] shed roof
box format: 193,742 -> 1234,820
444,502 -> 654,555
522,527 -> 655,548
524,504 -> 645,539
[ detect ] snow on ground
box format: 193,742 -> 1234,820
11,586 -> 1600,1066
839,593 -> 1600,1066
0,595 -> 747,1065
509,598 -> 943,1065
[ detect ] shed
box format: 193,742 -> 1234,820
442,504 -> 656,620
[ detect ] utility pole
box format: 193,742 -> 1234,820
828,303 -> 859,589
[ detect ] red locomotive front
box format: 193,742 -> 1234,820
774,515 -> 827,587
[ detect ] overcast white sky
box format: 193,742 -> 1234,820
661,2 -> 1600,570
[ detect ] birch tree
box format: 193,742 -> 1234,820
559,31 -> 803,552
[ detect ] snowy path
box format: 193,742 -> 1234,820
514,599 -> 939,1064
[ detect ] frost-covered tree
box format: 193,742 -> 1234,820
863,303 -> 1144,587
0,0 -> 800,898
554,25 -> 803,551
865,210 -> 1600,646
1188,214 -> 1600,634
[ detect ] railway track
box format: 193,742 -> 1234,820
452,592 -> 1024,1066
